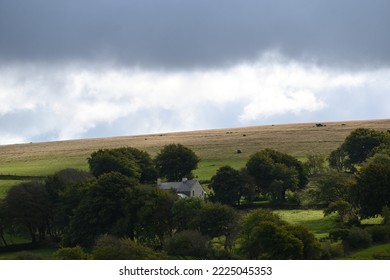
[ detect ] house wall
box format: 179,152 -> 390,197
190,182 -> 206,198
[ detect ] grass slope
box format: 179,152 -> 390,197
343,243 -> 390,260
1,119 -> 388,177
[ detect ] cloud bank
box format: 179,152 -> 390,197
1,53 -> 389,144
1,0 -> 390,69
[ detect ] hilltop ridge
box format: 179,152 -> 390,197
0,119 -> 389,177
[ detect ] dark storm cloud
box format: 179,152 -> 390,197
1,0 -> 389,69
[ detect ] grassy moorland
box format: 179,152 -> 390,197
1,119 -> 389,183
0,119 -> 389,199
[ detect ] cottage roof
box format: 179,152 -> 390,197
159,180 -> 199,192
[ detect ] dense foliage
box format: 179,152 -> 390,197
155,144 -> 199,181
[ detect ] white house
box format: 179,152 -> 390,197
157,178 -> 206,199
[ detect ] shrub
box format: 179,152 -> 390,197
343,227 -> 372,250
92,234 -> 163,260
164,230 -> 211,258
320,241 -> 344,259
329,228 -> 350,242
366,225 -> 390,243
54,246 -> 91,260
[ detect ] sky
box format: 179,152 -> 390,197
0,0 -> 389,145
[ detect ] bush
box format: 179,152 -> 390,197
343,227 -> 372,250
366,225 -> 390,243
320,241 -> 344,259
329,228 -> 350,242
164,230 -> 211,258
92,234 -> 163,260
54,246 -> 91,260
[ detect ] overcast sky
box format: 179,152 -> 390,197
0,0 -> 389,144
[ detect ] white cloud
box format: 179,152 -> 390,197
0,52 -> 389,144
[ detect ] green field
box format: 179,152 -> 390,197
343,243 -> 390,260
275,209 -> 339,239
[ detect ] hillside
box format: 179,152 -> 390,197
0,119 -> 389,178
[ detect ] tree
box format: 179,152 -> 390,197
324,200 -> 359,226
136,187 -> 177,247
353,154 -> 390,218
341,128 -> 390,166
317,171 -> 355,205
155,144 -> 199,181
194,203 -> 238,250
240,221 -> 303,259
328,147 -> 350,172
172,197 -> 204,232
239,209 -> 319,259
246,150 -> 303,203
164,230 -> 211,258
63,172 -> 137,247
261,149 -> 308,188
45,169 -> 93,237
239,168 -> 257,203
4,181 -> 52,243
304,154 -> 327,176
88,148 -> 141,179
209,166 -> 243,206
125,147 -> 158,183
284,224 -> 321,259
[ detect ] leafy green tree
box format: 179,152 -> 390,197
240,221 -> 303,259
45,169 -> 93,237
239,209 -> 319,259
4,181 -> 52,243
155,144 -> 199,181
239,168 -> 257,203
269,163 -> 299,202
172,197 -> 204,232
194,202 -> 238,250
239,209 -> 285,240
342,128 -> 390,165
317,171 -> 355,205
353,154 -> 390,218
246,150 -> 302,203
328,147 -> 350,172
63,172 -> 137,246
324,200 -> 359,226
261,149 -> 308,188
284,224 -> 321,259
304,154 -> 327,176
88,148 -> 141,179
136,187 -> 177,246
125,147 -> 158,183
209,166 -> 243,206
